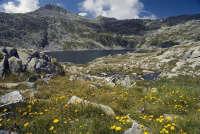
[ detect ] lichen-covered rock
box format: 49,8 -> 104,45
0,91 -> 24,106
68,96 -> 115,116
27,58 -> 38,72
8,57 -> 23,74
26,51 -> 64,75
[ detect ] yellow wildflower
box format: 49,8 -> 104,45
111,125 -> 116,130
160,128 -> 169,134
24,122 -> 29,128
53,118 -> 59,124
115,126 -> 122,131
49,126 -> 54,131
170,126 -> 175,131
115,116 -> 120,120
165,116 -> 172,121
156,118 -> 164,123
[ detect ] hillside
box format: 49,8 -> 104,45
0,5 -> 200,50
1,4 -> 200,134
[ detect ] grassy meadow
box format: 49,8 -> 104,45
0,74 -> 200,134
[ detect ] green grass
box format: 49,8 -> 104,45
0,75 -> 200,134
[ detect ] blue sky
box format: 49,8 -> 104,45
141,0 -> 200,18
0,0 -> 200,19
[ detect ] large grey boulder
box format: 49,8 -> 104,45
68,96 -> 115,116
8,57 -> 23,74
0,91 -> 24,107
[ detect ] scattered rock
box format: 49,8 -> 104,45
0,130 -> 17,134
0,83 -> 20,89
68,96 -> 115,116
41,74 -> 55,84
0,91 -> 24,107
114,75 -> 135,88
27,58 -> 38,72
8,57 -> 23,74
124,120 -> 149,134
142,70 -> 160,80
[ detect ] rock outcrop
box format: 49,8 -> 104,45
8,57 -> 23,75
0,47 -> 64,79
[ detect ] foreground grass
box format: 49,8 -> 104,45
0,75 -> 200,134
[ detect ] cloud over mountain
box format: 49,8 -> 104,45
80,0 -> 145,19
0,0 -> 39,13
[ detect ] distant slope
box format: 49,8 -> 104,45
0,4 -> 200,50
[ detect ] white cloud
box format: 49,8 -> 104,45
80,0 -> 156,19
78,12 -> 88,17
80,0 -> 147,19
0,0 -> 39,13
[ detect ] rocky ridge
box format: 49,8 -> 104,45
0,5 -> 200,50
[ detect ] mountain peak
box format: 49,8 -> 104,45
38,4 -> 69,13
96,16 -> 117,22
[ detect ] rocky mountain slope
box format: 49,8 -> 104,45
0,4 -> 200,50
1,5 -> 200,134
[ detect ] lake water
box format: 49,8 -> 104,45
45,50 -> 134,64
